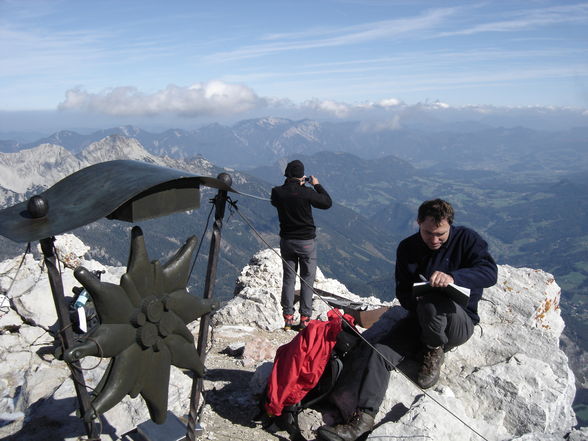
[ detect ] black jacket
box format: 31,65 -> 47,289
271,179 -> 332,240
395,225 -> 498,324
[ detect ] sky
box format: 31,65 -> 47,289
1,0 -> 588,133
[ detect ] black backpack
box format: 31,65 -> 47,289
257,320 -> 361,441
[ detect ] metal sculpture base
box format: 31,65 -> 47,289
135,412 -> 200,441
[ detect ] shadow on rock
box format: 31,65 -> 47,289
203,368 -> 258,428
2,395 -> 118,441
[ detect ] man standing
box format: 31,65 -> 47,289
271,160 -> 332,331
318,199 -> 497,441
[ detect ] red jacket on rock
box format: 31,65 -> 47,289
265,309 -> 355,416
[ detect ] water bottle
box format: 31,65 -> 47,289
74,289 -> 89,309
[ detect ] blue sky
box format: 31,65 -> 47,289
1,0 -> 587,132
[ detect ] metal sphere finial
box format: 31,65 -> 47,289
27,195 -> 49,218
216,172 -> 232,187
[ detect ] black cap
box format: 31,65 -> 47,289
284,160 -> 305,178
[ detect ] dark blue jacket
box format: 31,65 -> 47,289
271,179 -> 332,240
395,225 -> 498,324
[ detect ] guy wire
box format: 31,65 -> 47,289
188,201 -> 216,281
0,242 -> 32,315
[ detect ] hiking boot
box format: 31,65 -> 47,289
297,315 -> 310,331
283,314 -> 294,331
417,345 -> 445,389
317,410 -> 374,441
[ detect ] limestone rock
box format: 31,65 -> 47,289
49,233 -> 90,269
0,236 -> 584,441
212,248 -> 391,331
368,265 -> 577,441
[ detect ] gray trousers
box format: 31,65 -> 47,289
280,238 -> 317,317
331,295 -> 475,419
417,293 -> 475,349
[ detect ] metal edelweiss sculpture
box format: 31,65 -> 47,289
64,226 -> 217,423
0,160 -> 236,440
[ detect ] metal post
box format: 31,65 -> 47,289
186,173 -> 232,440
40,237 -> 101,440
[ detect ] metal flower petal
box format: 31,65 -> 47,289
64,226 -> 217,423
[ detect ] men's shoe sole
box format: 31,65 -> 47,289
417,377 -> 439,389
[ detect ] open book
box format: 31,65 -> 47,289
412,281 -> 471,306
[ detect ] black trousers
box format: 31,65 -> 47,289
330,295 -> 474,420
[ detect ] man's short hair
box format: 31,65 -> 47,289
417,199 -> 454,225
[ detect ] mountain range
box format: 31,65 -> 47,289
1,117 -> 587,424
0,134 -> 398,301
2,117 -> 587,174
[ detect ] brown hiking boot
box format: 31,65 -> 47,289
317,410 -> 374,441
297,315 -> 310,331
417,346 -> 445,389
283,314 -> 294,331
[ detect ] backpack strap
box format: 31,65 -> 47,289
301,355 -> 343,408
275,355 -> 344,441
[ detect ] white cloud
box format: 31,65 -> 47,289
301,99 -> 352,118
58,82 -> 266,117
54,79 -> 587,133
430,101 -> 450,109
379,98 -> 403,108
298,97 -> 407,118
204,7 -> 458,63
438,3 -> 588,37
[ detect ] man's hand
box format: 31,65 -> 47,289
300,176 -> 319,187
428,271 -> 454,288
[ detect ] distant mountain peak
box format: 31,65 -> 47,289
0,143 -> 80,193
256,116 -> 290,127
79,135 -> 158,164
283,121 -> 320,141
117,125 -> 143,137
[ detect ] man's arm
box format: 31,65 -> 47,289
450,231 -> 498,289
270,187 -> 278,208
307,177 -> 332,209
394,241 -> 418,312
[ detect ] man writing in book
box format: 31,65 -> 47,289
317,199 -> 497,441
395,198 -> 498,388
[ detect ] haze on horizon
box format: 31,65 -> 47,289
1,0 -> 587,134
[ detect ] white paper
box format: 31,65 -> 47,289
77,307 -> 87,333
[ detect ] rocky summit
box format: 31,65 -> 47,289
0,235 -> 586,441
